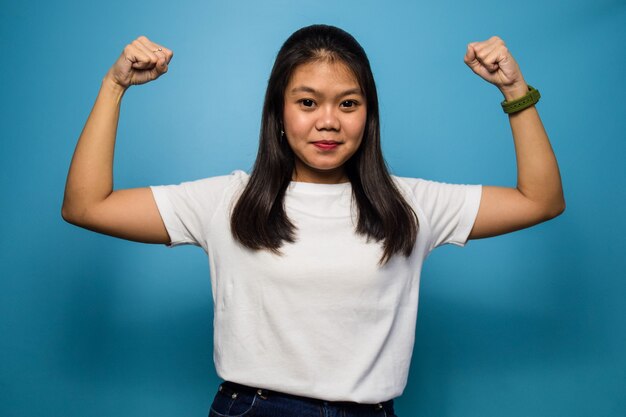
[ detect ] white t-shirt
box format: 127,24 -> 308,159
150,170 -> 482,403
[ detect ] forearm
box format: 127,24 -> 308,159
62,77 -> 127,221
504,86 -> 565,217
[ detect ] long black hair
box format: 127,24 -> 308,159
231,24 -> 418,264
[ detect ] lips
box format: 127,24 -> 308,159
312,140 -> 341,150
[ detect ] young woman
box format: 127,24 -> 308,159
62,25 -> 564,417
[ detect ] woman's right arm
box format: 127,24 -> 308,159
62,36 -> 174,244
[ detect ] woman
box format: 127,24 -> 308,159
62,25 -> 564,417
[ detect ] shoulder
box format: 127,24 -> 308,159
391,175 -> 439,199
392,175 -> 479,198
186,169 -> 248,188
391,175 -> 482,219
165,170 -> 249,194
150,170 -> 250,210
392,175 -> 483,249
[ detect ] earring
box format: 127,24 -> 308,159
280,130 -> 285,142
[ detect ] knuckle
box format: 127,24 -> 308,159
137,35 -> 148,41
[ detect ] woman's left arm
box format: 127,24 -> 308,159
463,36 -> 565,239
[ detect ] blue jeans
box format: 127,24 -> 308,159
209,381 -> 398,417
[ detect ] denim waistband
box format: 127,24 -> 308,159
220,380 -> 394,410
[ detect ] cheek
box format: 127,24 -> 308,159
346,113 -> 367,140
284,110 -> 313,137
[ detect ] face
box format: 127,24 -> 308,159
283,60 -> 367,183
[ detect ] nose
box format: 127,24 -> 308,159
315,105 -> 340,131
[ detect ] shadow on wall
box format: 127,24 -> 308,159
403,214 -> 599,415
54,239 -> 216,389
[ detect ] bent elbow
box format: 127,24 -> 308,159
544,198 -> 566,221
556,199 -> 566,217
61,205 -> 76,224
61,203 -> 86,226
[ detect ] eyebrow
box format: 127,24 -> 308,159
289,86 -> 362,97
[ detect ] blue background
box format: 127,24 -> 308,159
1,0 -> 625,416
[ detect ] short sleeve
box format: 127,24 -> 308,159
149,171 -> 246,250
396,177 -> 482,250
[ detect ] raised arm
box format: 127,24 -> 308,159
62,36 -> 174,243
462,36 -> 565,240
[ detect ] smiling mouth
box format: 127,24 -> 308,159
312,140 -> 341,150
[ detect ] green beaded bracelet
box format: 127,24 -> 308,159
501,85 -> 541,114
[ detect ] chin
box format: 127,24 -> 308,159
307,162 -> 345,172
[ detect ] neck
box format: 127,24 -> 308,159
292,167 -> 348,184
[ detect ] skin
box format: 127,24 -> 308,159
61,35 -> 564,245
463,36 -> 565,238
283,60 -> 366,184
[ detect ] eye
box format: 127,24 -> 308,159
341,100 -> 358,108
299,99 -> 315,108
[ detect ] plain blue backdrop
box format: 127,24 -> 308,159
1,0 -> 625,416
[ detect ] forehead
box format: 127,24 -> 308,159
286,60 -> 361,92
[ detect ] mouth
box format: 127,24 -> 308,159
312,140 -> 342,151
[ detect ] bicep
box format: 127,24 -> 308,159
70,187 -> 170,244
468,185 -> 555,240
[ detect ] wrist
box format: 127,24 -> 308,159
500,84 -> 540,114
101,75 -> 128,99
500,81 -> 529,101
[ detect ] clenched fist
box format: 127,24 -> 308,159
105,36 -> 174,89
464,36 -> 528,100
